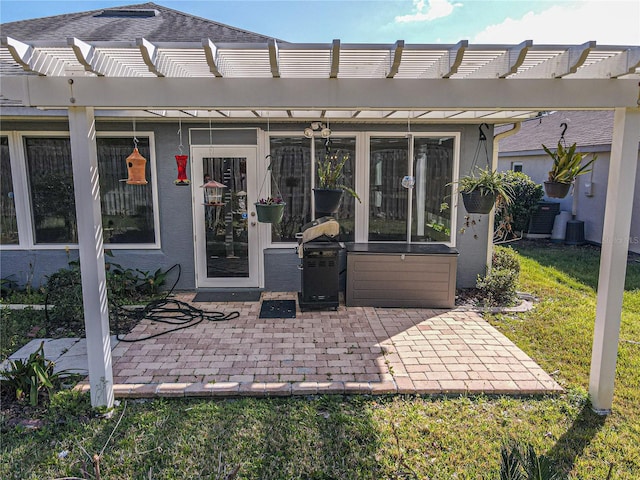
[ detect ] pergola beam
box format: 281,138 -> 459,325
202,39 -> 223,77
2,76 -> 637,110
137,37 -> 165,77
2,36 -> 69,76
420,40 -> 468,78
268,39 -> 280,78
67,38 -> 105,77
515,41 -> 596,78
330,39 -> 340,78
570,47 -> 640,79
466,40 -> 532,78
386,40 -> 404,78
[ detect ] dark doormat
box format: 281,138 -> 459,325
193,291 -> 262,302
259,300 -> 297,319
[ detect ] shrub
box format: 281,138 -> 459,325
476,269 -> 518,306
493,246 -> 521,274
495,171 -> 544,233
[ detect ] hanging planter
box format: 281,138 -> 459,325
126,147 -> 148,185
313,188 -> 343,216
255,198 -> 286,223
543,181 -> 572,199
455,125 -> 512,215
255,156 -> 286,224
174,154 -> 190,186
461,190 -> 497,214
542,133 -> 596,199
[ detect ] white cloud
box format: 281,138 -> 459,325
395,0 -> 463,23
473,1 -> 640,45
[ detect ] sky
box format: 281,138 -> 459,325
0,0 -> 638,45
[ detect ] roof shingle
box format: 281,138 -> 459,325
0,2 -> 281,43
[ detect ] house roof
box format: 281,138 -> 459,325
498,110 -> 616,153
0,2 -> 278,43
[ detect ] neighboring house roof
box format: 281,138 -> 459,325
0,2 -> 280,43
498,110 -> 615,154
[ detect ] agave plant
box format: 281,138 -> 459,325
543,141 -> 597,184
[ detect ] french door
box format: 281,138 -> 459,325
191,146 -> 259,288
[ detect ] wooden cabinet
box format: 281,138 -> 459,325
346,244 -> 458,308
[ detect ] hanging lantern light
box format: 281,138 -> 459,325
126,147 -> 148,185
202,180 -> 227,205
174,154 -> 190,185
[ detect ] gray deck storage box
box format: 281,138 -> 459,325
346,243 -> 458,308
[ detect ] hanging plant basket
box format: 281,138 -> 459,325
313,188 -> 343,216
255,202 -> 285,224
461,190 -> 497,214
544,181 -> 571,199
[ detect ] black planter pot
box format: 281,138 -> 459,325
313,188 -> 343,216
461,191 -> 496,214
544,181 -> 571,199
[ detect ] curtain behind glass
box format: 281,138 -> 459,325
97,138 -> 154,244
368,137 -> 408,241
314,136 -> 356,242
0,137 -> 18,244
269,137 -> 312,242
411,137 -> 453,242
25,137 -> 77,244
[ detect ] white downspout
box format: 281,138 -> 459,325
487,122 -> 522,268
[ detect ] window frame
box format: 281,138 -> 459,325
0,130 -> 160,250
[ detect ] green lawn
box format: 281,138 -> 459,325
1,240 -> 639,479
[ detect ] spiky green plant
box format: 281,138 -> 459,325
316,154 -> 361,201
542,142 -> 597,184
1,341 -> 67,406
457,167 -> 515,205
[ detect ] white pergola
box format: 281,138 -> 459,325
1,38 -> 639,411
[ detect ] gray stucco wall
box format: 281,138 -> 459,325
498,150 -> 640,254
1,118 -> 490,291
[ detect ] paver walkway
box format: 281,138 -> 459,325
81,292 -> 563,398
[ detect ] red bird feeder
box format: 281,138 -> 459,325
126,147 -> 148,185
174,154 -> 190,185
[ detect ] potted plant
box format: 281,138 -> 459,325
314,154 -> 360,215
457,167 -> 514,214
542,141 -> 597,198
255,196 -> 285,223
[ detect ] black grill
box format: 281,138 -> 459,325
298,241 -> 343,311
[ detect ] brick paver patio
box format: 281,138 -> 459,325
96,292 -> 563,398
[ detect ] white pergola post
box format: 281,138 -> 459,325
68,106 -> 114,408
589,107 -> 640,414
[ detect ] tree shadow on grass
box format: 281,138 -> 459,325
547,404 -> 606,475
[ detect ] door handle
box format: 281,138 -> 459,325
251,221 -> 256,226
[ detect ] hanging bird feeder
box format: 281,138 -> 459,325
202,180 -> 227,205
174,117 -> 190,186
174,154 -> 190,185
126,147 -> 148,185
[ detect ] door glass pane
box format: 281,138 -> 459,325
202,156 -> 248,278
269,136 -> 312,242
411,137 -> 454,242
97,138 -> 155,244
25,137 -> 77,244
0,137 -> 18,244
368,137 -> 408,241
315,137 -> 356,242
